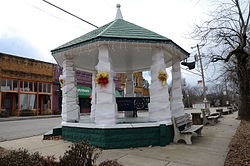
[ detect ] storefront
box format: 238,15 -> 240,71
0,53 -> 54,116
77,85 -> 91,113
0,78 -> 52,116
77,86 -> 122,113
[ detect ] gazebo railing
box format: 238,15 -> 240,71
116,97 -> 150,111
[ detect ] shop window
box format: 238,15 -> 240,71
43,83 -> 47,93
43,95 -> 51,109
13,80 -> 18,91
34,82 -> 37,92
29,82 -> 33,91
20,94 -> 37,110
47,84 -> 51,93
39,83 -> 42,92
24,81 -> 29,91
7,80 -> 12,90
20,81 -> 23,91
1,79 -> 6,87
1,79 -> 6,91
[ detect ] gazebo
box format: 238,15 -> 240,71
52,5 -> 189,149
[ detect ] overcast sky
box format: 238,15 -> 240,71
0,0 -> 218,85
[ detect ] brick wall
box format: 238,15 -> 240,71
0,53 -> 54,82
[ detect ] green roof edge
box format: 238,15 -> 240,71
51,37 -> 189,56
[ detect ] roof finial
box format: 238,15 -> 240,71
115,4 -> 123,20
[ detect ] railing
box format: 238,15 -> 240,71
116,97 -> 150,111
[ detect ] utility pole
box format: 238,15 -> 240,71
192,44 -> 208,109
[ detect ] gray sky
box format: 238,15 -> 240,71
0,0 -> 215,85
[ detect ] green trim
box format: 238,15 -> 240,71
62,124 -> 173,149
43,126 -> 62,139
77,86 -> 91,98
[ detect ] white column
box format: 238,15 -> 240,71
95,45 -> 117,125
60,55 -> 80,122
171,58 -> 185,117
148,48 -> 171,124
90,72 -> 96,120
124,72 -> 134,117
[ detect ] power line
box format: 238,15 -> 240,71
22,0 -> 88,32
41,0 -> 99,28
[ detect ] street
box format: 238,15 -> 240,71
0,118 -> 61,142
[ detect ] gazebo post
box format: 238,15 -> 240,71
124,72 -> 134,117
148,48 -> 171,124
171,58 -> 185,117
95,45 -> 117,125
60,55 -> 80,122
90,71 -> 96,120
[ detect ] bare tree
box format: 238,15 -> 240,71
193,0 -> 250,120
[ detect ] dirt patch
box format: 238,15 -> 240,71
0,147 -> 7,156
224,120 -> 250,166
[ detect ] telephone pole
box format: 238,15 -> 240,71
192,44 -> 208,109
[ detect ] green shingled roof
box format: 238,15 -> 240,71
52,19 -> 188,55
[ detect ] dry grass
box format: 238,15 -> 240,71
224,120 -> 250,166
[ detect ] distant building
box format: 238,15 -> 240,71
192,101 -> 211,109
0,53 -> 54,116
117,72 -> 149,97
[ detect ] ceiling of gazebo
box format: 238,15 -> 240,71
53,41 -> 186,73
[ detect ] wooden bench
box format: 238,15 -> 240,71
201,108 -> 220,125
216,109 -> 223,118
227,106 -> 233,114
232,105 -> 239,112
222,108 -> 233,115
172,113 -> 203,144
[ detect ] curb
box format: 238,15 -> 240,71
0,113 -> 90,122
0,115 -> 62,122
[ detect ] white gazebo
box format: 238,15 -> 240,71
52,5 -> 189,149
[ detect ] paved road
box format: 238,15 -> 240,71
0,118 -> 61,142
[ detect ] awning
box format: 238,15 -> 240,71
77,86 -> 92,98
77,86 -> 122,98
115,90 -> 123,97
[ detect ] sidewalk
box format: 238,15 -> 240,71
0,113 -> 89,122
0,112 -> 240,166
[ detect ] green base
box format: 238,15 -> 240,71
62,124 -> 173,149
44,126 -> 62,139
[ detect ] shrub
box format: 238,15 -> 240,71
0,148 -> 58,166
59,141 -> 102,166
0,143 -> 123,166
99,160 -> 123,166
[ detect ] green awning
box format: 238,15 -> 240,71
115,90 -> 123,97
77,86 -> 122,98
77,86 -> 92,98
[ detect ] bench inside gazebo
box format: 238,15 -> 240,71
51,4 -> 189,149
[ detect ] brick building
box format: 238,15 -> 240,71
117,72 -> 149,97
0,53 -> 54,116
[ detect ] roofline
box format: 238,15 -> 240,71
51,37 -> 190,56
0,52 -> 56,65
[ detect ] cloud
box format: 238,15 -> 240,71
0,33 -> 47,61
